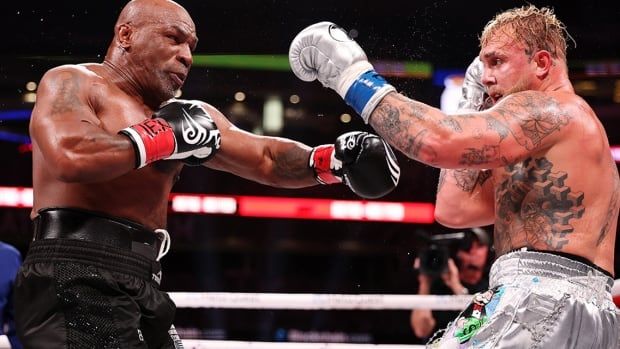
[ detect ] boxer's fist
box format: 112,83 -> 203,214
120,99 -> 221,168
309,131 -> 400,199
289,22 -> 395,123
457,57 -> 492,112
289,22 -> 370,93
153,100 -> 221,166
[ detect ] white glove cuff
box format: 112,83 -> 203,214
338,63 -> 396,124
335,61 -> 374,98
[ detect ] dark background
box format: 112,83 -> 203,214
0,0 -> 619,344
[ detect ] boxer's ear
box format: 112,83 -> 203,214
532,50 -> 552,80
117,23 -> 133,50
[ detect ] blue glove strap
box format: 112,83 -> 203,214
344,70 -> 389,116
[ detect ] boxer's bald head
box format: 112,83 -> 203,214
113,0 -> 195,44
116,0 -> 192,29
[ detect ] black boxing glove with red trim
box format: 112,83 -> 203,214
309,131 -> 400,199
120,99 -> 221,168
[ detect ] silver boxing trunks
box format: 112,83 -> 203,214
428,250 -> 619,348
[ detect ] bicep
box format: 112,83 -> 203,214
30,67 -> 137,182
445,92 -> 571,168
31,68 -> 102,157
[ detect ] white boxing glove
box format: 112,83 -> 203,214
289,22 -> 395,123
457,57 -> 492,113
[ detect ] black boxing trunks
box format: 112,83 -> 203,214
14,207 -> 183,349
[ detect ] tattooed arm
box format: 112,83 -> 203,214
368,90 -> 571,169
430,57 -> 495,227
434,168 -> 495,228
30,65 -> 136,183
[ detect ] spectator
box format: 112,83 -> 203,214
0,242 -> 22,349
410,228 -> 491,341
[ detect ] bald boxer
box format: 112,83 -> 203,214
290,5 -> 619,348
15,1 -> 400,348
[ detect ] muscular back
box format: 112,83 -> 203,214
491,94 -> 619,273
30,63 -> 182,229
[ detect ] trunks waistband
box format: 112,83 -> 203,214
506,247 -> 613,278
24,238 -> 160,283
33,207 -> 161,261
491,250 -> 614,291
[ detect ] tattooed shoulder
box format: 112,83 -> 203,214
50,70 -> 82,115
491,91 -> 571,150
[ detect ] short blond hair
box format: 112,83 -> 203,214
480,5 -> 569,62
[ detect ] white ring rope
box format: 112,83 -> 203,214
175,280 -> 619,349
182,340 -> 425,349
171,279 -> 619,311
169,292 -> 472,310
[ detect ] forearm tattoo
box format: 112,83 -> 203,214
273,146 -> 313,181
372,95 -> 437,163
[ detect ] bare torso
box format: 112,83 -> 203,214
31,63 -> 182,229
490,93 -> 619,274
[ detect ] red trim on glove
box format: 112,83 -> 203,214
310,145 -> 341,185
132,118 -> 176,163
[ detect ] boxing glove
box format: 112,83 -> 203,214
309,131 -> 400,199
119,99 -> 221,168
289,22 -> 395,123
457,57 -> 493,112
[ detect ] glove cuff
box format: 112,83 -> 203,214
309,145 -> 342,185
119,118 -> 176,168
341,68 -> 396,124
335,61 -> 374,97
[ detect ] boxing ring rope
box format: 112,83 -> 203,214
171,284 -> 620,349
181,339 -> 425,348
169,292 -> 472,310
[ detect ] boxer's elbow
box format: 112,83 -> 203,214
50,143 -> 96,182
51,152 -> 89,182
435,202 -> 494,228
435,211 -> 471,229
434,198 -> 473,228
435,209 -> 471,228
